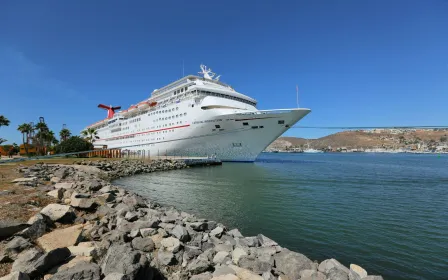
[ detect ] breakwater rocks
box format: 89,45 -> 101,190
0,160 -> 384,280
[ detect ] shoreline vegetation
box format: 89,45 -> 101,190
0,158 -> 384,280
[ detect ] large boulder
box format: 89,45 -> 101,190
37,224 -> 83,252
11,248 -> 43,273
273,249 -> 313,279
122,195 -> 146,208
54,183 -> 74,190
327,267 -> 349,280
157,250 -> 175,266
213,251 -> 230,265
103,273 -> 130,280
0,271 -> 30,280
318,259 -> 350,275
171,225 -> 190,242
0,220 -> 29,240
48,262 -> 101,280
350,264 -> 368,279
131,237 -> 155,252
4,237 -> 32,258
160,237 -> 181,253
238,255 -> 272,274
70,193 -> 95,209
40,204 -> 75,223
22,248 -> 71,278
228,265 -> 263,280
227,229 -> 243,238
187,258 -> 212,275
47,189 -> 64,200
117,220 -> 159,233
101,244 -> 143,278
210,227 -> 224,238
19,214 -> 49,240
231,247 -> 247,265
257,234 -> 277,247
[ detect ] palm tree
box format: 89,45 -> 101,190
0,138 -> 7,145
59,128 -> 71,142
81,127 -> 99,143
34,122 -> 49,155
17,123 -> 33,157
0,115 -> 10,128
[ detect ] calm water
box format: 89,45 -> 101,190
115,153 -> 448,280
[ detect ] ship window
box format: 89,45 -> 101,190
191,104 -> 194,107
176,107 -> 179,110
215,125 -> 221,129
260,126 -> 264,128
278,120 -> 285,124
181,88 -> 184,93
252,126 -> 259,129
184,113 -> 187,116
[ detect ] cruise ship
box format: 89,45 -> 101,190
85,65 -> 311,162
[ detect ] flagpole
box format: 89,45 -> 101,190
296,85 -> 299,108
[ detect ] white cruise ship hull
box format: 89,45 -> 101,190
96,108 -> 310,162
87,67 -> 311,162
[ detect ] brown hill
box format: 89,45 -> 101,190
267,129 -> 448,151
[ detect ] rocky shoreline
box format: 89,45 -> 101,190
0,159 -> 383,280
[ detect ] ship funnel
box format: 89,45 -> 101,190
98,104 -> 121,118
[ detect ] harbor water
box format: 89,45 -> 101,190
114,153 -> 448,280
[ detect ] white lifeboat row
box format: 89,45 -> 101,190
120,100 -> 157,117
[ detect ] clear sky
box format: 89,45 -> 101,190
1,0 -> 447,144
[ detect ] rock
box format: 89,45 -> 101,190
47,255 -> 93,275
11,248 -> 43,273
19,214 -> 49,240
228,265 -> 263,280
5,237 -> 32,257
0,220 -> 29,240
101,244 -> 143,278
48,262 -> 101,280
261,272 -> 276,280
117,220 -> 159,233
327,267 -> 349,280
242,237 -> 258,247
37,224 -> 83,252
189,222 -> 207,231
70,193 -> 95,209
257,234 -> 277,247
104,273 -> 130,280
231,247 -> 247,265
140,228 -> 157,238
213,251 -> 230,264
99,186 -> 115,194
273,249 -> 313,280
157,250 -> 175,266
68,242 -> 97,257
122,195 -> 146,208
213,265 -> 236,277
84,179 -> 102,191
53,168 -> 69,179
54,183 -> 73,190
183,246 -> 202,262
238,255 -> 272,274
210,227 -> 224,238
215,244 -> 233,253
350,264 -> 367,278
50,177 -> 61,184
227,229 -> 243,238
131,237 -> 155,252
12,178 -> 36,183
171,225 -> 190,242
361,277 -> 384,280
124,212 -> 138,222
24,248 -> 71,278
187,258 -> 211,275
97,205 -> 116,217
300,269 -> 326,280
160,237 -> 181,253
47,189 -> 64,200
318,259 -> 349,275
191,272 -> 213,280
349,270 -> 362,280
95,193 -> 115,205
0,271 -> 30,280
210,275 -> 238,280
40,204 -> 75,223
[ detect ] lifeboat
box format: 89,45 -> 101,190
121,109 -> 129,117
137,101 -> 149,110
128,105 -> 137,113
149,101 -> 158,107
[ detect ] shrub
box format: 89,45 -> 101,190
55,136 -> 93,156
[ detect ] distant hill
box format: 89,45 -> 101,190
267,129 -> 448,151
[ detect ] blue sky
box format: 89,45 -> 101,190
1,0 -> 447,144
